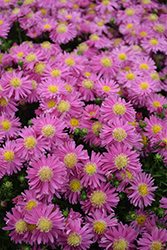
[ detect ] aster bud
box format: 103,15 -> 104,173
157,106 -> 163,114
139,121 -> 147,128
107,173 -> 113,180
81,189 -> 87,201
159,141 -> 166,148
77,51 -> 83,55
19,99 -> 25,106
163,104 -> 167,109
62,209 -> 69,218
136,112 -> 142,120
4,181 -> 13,189
82,128 -> 88,135
110,18 -> 115,23
27,119 -> 32,125
114,181 -> 120,188
74,128 -> 80,134
1,201 -> 7,207
19,176 -> 25,182
95,97 -> 101,105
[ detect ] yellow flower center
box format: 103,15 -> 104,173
149,14 -> 158,21
153,101 -> 161,108
100,57 -> 112,67
150,72 -> 159,81
24,0 -> 35,5
136,215 -> 146,225
84,72 -> 91,77
149,38 -> 158,46
70,118 -> 79,127
47,100 -> 56,108
118,53 -> 127,61
3,150 -> 14,162
38,166 -> 53,182
93,220 -> 106,235
140,63 -> 149,70
90,34 -> 99,41
125,67 -> 131,71
15,220 -> 28,234
37,218 -> 52,232
82,79 -> 94,89
140,82 -> 149,90
84,162 -> 97,175
121,170 -> 133,181
140,31 -> 147,36
25,200 -> 38,210
40,9 -> 47,15
102,86 -> 111,92
69,179 -> 82,192
77,43 -> 89,52
31,80 -> 37,90
26,53 -> 37,63
0,20 -> 3,25
25,11 -> 34,18
48,85 -> 59,93
114,154 -> 129,169
65,57 -> 75,66
150,241 -> 162,250
126,73 -> 135,80
154,24 -> 165,34
5,0 -> 11,2
138,183 -> 149,196
97,21 -> 104,27
0,97 -> 8,107
27,224 -> 37,232
34,62 -> 45,74
57,100 -> 70,113
113,103 -> 126,115
113,238 -> 129,250
142,0 -> 150,4
112,128 -> 127,142
10,77 -> 22,88
126,23 -> 133,29
125,8 -> 135,16
44,24 -> 51,29
92,121 -> 103,135
64,153 -> 77,168
51,69 -> 61,77
41,41 -> 51,49
152,125 -> 162,134
64,84 -> 72,93
24,136 -> 37,149
89,111 -> 95,116
42,124 -> 55,137
1,120 -> 11,131
90,190 -> 107,207
56,24 -> 67,33
17,52 -> 24,58
102,0 -> 110,5
67,233 -> 82,247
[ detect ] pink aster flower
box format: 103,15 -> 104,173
80,182 -> 119,214
24,204 -> 65,244
26,154 -> 67,200
23,48 -> 45,70
16,126 -> 47,161
42,61 -> 68,81
1,70 -> 33,101
146,93 -> 167,113
141,37 -> 164,53
0,13 -> 11,38
100,95 -> 136,123
102,143 -> 142,178
80,151 -> 106,189
86,33 -> 112,50
0,97 -> 18,116
130,209 -> 151,234
95,0 -> 118,13
99,222 -> 138,250
0,140 -> 24,175
78,73 -> 98,101
82,104 -> 100,121
95,78 -> 120,98
57,219 -> 94,250
17,189 -> 43,211
64,175 -> 82,204
134,56 -> 157,76
137,227 -> 167,250
0,113 -> 21,140
50,23 -> 77,44
90,52 -> 119,78
86,210 -> 118,242
127,172 -> 157,208
144,115 -> 166,141
100,118 -> 142,149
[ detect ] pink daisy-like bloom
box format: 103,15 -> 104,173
1,70 -> 33,101
80,182 -> 119,214
95,0 -> 118,13
86,210 -> 118,242
102,143 -> 142,178
3,205 -> 30,244
64,174 -> 82,204
141,37 -> 164,53
0,113 -> 21,140
54,139 -> 89,174
82,104 -> 100,121
90,52 -> 119,79
150,21 -> 167,39
86,33 -> 112,50
99,222 -> 138,250
116,69 -> 138,88
144,115 -> 166,141
16,126 -> 47,161
112,45 -> 135,66
0,140 -> 24,175
26,154 -> 67,200
116,6 -> 144,24
134,56 -> 157,76
24,204 -> 65,245
100,118 -> 142,149
23,48 -> 45,70
137,227 -> 167,250
32,113 -> 67,149
95,78 -> 120,98
0,97 -> 18,116
0,13 -> 11,38
57,218 -> 94,250
9,42 -> 29,64
100,95 -> 136,123
42,61 -> 68,81
130,209 -> 153,234
146,93 -> 167,113
127,172 -> 157,208
50,22 -> 77,44
136,24 -> 155,42
80,151 -> 106,189
38,17 -> 57,33
139,0 -> 159,11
